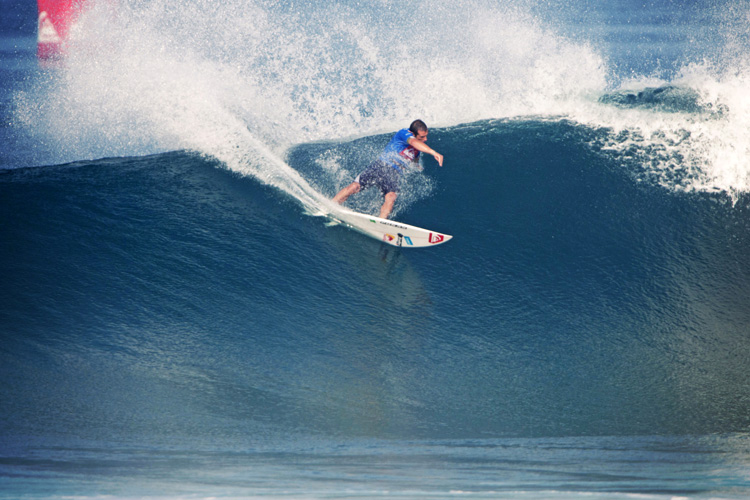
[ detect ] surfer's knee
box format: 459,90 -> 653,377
380,192 -> 397,218
334,182 -> 361,203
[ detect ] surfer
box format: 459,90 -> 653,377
332,119 -> 444,219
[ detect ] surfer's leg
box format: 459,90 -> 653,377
333,182 -> 361,204
380,192 -> 397,219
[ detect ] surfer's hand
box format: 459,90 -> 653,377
434,152 -> 444,166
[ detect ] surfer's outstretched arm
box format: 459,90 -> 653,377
407,137 -> 444,166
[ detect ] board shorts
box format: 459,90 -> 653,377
355,160 -> 401,195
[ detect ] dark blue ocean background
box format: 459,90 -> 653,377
2,0 -> 750,498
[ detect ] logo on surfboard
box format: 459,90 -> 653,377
429,233 -> 445,244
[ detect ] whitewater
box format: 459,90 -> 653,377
2,0 -> 750,498
8,0 -> 750,201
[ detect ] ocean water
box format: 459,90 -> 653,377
2,0 -> 750,498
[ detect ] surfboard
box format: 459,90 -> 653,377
324,207 -> 452,248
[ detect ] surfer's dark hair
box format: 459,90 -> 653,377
409,119 -> 428,135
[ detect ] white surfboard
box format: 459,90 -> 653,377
324,207 -> 452,248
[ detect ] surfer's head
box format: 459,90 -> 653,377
409,119 -> 428,141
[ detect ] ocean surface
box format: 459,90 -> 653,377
2,0 -> 750,498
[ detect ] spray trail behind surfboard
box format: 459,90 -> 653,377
31,0 -> 333,215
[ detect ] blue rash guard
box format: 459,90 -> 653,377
378,128 -> 421,172
354,129 -> 421,195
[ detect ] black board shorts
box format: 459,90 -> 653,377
355,160 -> 401,195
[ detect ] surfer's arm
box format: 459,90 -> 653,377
408,137 -> 444,166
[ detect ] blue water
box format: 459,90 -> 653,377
3,0 -> 750,498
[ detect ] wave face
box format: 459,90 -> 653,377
3,121 -> 750,442
3,0 -> 750,497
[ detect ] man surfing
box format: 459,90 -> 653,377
332,119 -> 444,219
